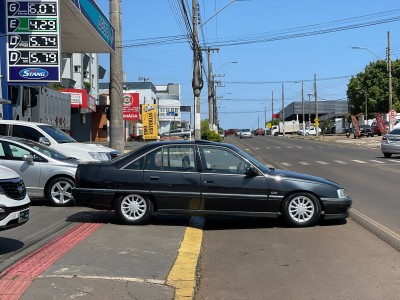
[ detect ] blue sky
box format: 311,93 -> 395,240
94,0 -> 400,129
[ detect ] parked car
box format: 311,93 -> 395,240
304,127 -> 321,135
239,129 -> 252,138
298,127 -> 309,135
0,120 -> 119,161
254,128 -> 265,136
0,165 -> 30,231
371,121 -> 389,136
381,128 -> 400,158
357,125 -> 374,138
0,136 -> 78,206
163,128 -> 192,140
72,140 -> 352,227
224,129 -> 237,137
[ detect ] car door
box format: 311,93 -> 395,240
198,145 -> 269,212
0,141 -> 42,196
143,145 -> 201,211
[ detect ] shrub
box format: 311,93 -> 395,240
201,131 -> 222,142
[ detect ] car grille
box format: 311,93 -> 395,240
0,178 -> 27,200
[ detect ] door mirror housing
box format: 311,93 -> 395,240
245,165 -> 258,176
38,137 -> 51,146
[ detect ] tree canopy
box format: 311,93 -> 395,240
347,59 -> 400,118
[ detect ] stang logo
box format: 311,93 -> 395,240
19,68 -> 49,80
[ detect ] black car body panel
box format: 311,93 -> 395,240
72,140 -> 352,226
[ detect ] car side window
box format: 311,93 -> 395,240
145,146 -> 196,172
0,141 -> 46,162
124,157 -> 144,170
12,125 -> 44,142
200,146 -> 248,174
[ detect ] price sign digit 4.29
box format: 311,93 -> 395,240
6,0 -> 61,82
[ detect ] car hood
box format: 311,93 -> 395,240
0,165 -> 20,179
269,169 -> 341,188
56,143 -> 119,154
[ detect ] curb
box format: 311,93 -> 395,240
350,209 -> 400,252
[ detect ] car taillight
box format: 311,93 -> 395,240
382,136 -> 387,141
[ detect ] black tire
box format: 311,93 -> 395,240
282,192 -> 321,227
46,177 -> 75,207
115,194 -> 153,225
384,153 -> 392,158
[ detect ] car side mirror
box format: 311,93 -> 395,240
22,154 -> 34,165
245,165 -> 258,176
38,137 -> 51,146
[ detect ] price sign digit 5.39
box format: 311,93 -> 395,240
6,0 -> 61,82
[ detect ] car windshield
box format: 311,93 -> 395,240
228,144 -> 271,172
38,125 -> 77,143
18,139 -> 75,161
388,129 -> 400,135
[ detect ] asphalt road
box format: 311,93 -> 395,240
1,135 -> 400,300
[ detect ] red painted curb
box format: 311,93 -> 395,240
0,221 -> 102,299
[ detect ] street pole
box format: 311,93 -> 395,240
109,0 -> 124,153
314,74 -> 319,137
192,0 -> 202,140
271,91 -> 274,126
388,31 -> 393,130
282,83 -> 285,136
302,81 -> 305,136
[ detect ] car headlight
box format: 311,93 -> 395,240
337,189 -> 347,199
88,152 -> 111,161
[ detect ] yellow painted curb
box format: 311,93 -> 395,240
167,217 -> 204,300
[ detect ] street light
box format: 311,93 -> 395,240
352,43 -> 392,128
215,61 -> 238,74
200,1 -> 248,28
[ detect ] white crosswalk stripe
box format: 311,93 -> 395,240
370,160 -> 385,164
351,160 -> 367,164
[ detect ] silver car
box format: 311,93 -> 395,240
0,136 -> 78,206
381,128 -> 400,158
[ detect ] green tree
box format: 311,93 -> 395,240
347,59 -> 400,117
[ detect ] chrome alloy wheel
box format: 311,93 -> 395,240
120,194 -> 147,221
288,195 -> 315,223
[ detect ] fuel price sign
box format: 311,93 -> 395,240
6,0 -> 61,82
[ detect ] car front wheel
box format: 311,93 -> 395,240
282,193 -> 321,227
46,177 -> 75,207
384,153 -> 392,158
115,194 -> 153,225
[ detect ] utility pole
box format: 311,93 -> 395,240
282,83 -> 285,136
192,0 -> 203,140
205,48 -> 219,131
314,74 -> 319,137
109,0 -> 124,153
302,81 -> 305,136
271,91 -> 274,125
388,31 -> 393,129
307,93 -> 312,126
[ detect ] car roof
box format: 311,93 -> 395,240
0,120 -> 50,126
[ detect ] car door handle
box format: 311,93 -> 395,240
204,180 -> 214,184
149,176 -> 159,180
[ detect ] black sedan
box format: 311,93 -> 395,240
72,140 -> 352,227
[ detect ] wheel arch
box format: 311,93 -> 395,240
44,174 -> 75,195
279,190 -> 325,214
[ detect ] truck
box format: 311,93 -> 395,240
271,121 -> 300,136
8,85 -> 71,131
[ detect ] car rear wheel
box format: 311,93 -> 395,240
282,192 -> 321,227
115,194 -> 153,225
384,153 -> 392,158
46,177 -> 75,207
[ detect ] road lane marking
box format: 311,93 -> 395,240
167,216 -> 205,300
388,159 -> 400,163
299,162 -> 310,165
351,160 -> 367,164
334,160 -> 347,164
316,161 -> 329,165
281,162 -> 292,166
370,160 -> 385,164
